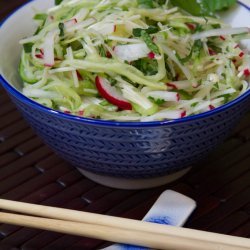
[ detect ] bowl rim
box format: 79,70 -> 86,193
0,0 -> 250,128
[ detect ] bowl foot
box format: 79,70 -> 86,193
77,168 -> 191,190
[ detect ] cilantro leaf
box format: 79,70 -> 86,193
148,96 -> 165,105
137,0 -> 154,8
133,26 -> 159,37
177,40 -> 203,64
23,43 -> 34,53
141,30 -> 160,54
58,22 -> 65,37
33,13 -> 48,21
133,27 -> 160,54
132,58 -> 158,76
170,0 -> 236,16
55,0 -> 63,5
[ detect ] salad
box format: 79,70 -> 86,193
19,0 -> 250,122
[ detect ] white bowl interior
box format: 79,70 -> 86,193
0,0 -> 54,91
0,0 -> 249,92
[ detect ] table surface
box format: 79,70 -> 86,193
0,1 -> 250,249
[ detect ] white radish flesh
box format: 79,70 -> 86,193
114,43 -> 150,62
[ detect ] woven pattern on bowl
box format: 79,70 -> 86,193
8,93 -> 250,179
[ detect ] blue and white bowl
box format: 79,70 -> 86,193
0,0 -> 250,189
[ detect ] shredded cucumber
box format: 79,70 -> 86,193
19,0 -> 250,121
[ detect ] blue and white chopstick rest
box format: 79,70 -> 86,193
102,190 -> 196,250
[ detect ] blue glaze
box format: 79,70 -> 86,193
0,1 -> 250,178
120,245 -> 149,250
117,216 -> 172,250
238,1 -> 250,11
146,216 -> 172,225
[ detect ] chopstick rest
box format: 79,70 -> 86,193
102,190 -> 196,250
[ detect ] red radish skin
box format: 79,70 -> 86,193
177,93 -> 180,101
186,23 -> 196,31
209,105 -> 215,110
219,35 -> 226,41
35,54 -> 43,59
208,48 -> 216,55
106,51 -> 112,58
44,64 -> 54,67
244,69 -> 250,77
64,19 -> 78,28
234,44 -> 240,49
239,52 -> 244,58
35,49 -> 44,59
181,111 -> 186,118
78,110 -> 84,116
166,83 -> 178,90
148,52 -> 155,59
76,71 -> 83,80
95,76 -> 132,110
64,111 -> 71,114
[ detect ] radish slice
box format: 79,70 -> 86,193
43,31 -> 56,67
64,18 -> 78,29
146,91 -> 180,102
113,43 -> 150,62
167,80 -> 194,90
95,76 -> 132,110
89,22 -> 116,35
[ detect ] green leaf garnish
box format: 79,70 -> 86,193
23,43 -> 34,53
170,0 -> 236,16
58,22 -> 65,37
55,0 -> 63,5
137,0 -> 154,8
33,13 -> 48,21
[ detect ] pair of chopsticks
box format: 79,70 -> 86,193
0,199 -> 249,250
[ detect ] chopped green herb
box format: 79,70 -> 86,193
23,43 -> 34,53
58,22 -> 65,37
148,96 -> 165,105
177,90 -> 193,100
132,58 -> 158,76
191,102 -> 199,107
137,0 -> 154,8
55,0 -> 63,5
98,46 -> 106,57
33,13 -> 48,21
213,82 -> 219,90
141,30 -> 160,54
194,24 -> 203,33
177,40 -> 203,64
220,93 -> 231,103
157,0 -> 166,5
100,100 -> 110,106
109,78 -> 118,86
170,0 -> 236,16
133,26 -> 159,37
211,24 -> 221,29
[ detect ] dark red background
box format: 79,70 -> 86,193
0,1 -> 250,249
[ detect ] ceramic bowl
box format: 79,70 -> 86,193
0,0 -> 250,189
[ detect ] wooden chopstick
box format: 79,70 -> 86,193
0,211 -> 246,250
0,212 -> 174,250
0,199 -> 249,250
